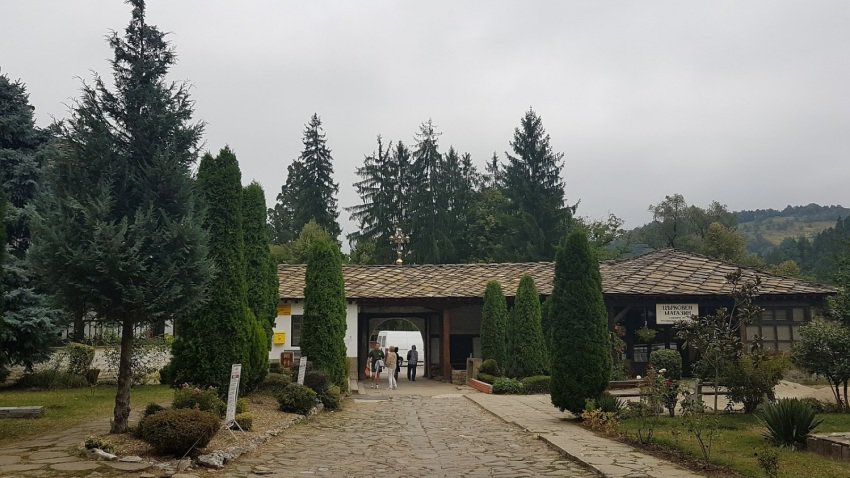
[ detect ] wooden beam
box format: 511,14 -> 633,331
441,309 -> 451,380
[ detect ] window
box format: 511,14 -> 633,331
291,315 -> 303,347
748,307 -> 808,351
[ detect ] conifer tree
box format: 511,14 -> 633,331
504,108 -> 569,260
480,281 -> 508,366
301,237 -> 348,389
409,120 -> 450,263
0,73 -> 62,373
268,161 -> 301,244
171,147 -> 252,392
505,275 -> 548,377
30,0 -> 213,433
550,229 -> 611,413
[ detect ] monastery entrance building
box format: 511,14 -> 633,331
271,249 -> 834,379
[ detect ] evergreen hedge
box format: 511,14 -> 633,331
550,229 -> 612,413
242,182 -> 278,341
480,281 -> 508,366
300,238 -> 348,390
505,275 -> 548,378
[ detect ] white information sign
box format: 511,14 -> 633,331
297,356 -> 308,385
225,363 -> 241,425
656,304 -> 699,325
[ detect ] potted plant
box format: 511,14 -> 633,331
636,326 -> 658,344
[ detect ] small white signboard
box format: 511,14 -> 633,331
225,364 -> 241,425
297,356 -> 308,385
656,304 -> 699,325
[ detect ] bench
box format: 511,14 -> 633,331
0,406 -> 44,418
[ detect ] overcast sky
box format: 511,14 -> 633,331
3,1 -> 849,242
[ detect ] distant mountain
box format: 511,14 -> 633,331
735,204 -> 850,256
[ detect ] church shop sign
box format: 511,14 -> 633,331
655,304 -> 698,325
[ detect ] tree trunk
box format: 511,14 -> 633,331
110,318 -> 134,433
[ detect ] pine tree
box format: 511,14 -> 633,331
505,275 -> 548,377
504,108 -> 569,261
550,229 -> 612,413
409,120 -> 450,263
30,0 -> 213,433
292,114 -> 341,240
0,73 -> 62,373
301,237 -> 348,389
480,281 -> 508,367
171,147 -> 252,392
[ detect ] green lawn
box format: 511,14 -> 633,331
618,413 -> 850,478
0,385 -> 172,447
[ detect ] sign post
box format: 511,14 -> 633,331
224,364 -> 243,433
297,356 -> 308,385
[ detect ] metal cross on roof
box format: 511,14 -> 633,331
390,227 -> 410,265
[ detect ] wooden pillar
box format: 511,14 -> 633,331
441,309 -> 451,380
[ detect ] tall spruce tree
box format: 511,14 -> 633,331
504,108 -> 569,261
268,161 -> 301,244
550,229 -> 611,413
30,0 -> 213,433
301,237 -> 348,389
171,147 -> 255,392
480,281 -> 508,366
505,275 -> 548,377
0,73 -> 61,373
409,120 -> 450,263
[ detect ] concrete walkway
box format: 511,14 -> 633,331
467,393 -> 704,478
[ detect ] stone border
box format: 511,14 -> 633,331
807,434 -> 850,462
467,378 -> 492,394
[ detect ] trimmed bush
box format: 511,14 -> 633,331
173,386 -> 226,417
492,377 -> 525,394
236,398 -> 248,414
757,398 -> 823,449
479,359 -> 503,377
481,281 -> 508,366
476,373 -> 497,384
505,275 -> 548,378
319,384 -> 342,410
84,435 -> 115,453
521,375 -> 551,394
258,372 -> 291,395
233,412 -> 253,431
65,343 -> 95,375
139,408 -> 220,455
649,349 -> 683,380
143,403 -> 166,418
550,230 -> 612,414
304,370 -> 330,394
276,383 -> 317,415
16,370 -> 88,389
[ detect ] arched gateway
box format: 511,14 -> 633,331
270,249 -> 835,383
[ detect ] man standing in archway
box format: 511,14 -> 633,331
406,345 -> 419,381
367,343 -> 385,389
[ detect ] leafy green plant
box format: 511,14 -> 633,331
319,384 -> 342,410
596,391 -> 624,415
233,412 -> 253,431
757,398 -> 823,449
680,388 -> 719,462
304,370 -> 330,394
476,373 -> 497,384
276,383 -> 317,415
16,370 -> 88,389
258,372 -> 291,395
649,349 -> 682,380
635,368 -> 663,443
660,379 -> 679,417
139,408 -> 220,455
492,377 -> 524,394
64,343 -> 95,375
143,402 -> 166,417
636,326 -> 657,344
172,385 -> 226,417
479,359 -> 503,377
725,352 -> 790,413
236,398 -> 248,414
755,448 -> 779,478
581,407 -> 619,434
84,435 -> 115,453
520,375 -> 551,394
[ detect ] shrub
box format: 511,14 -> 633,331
649,349 -> 682,380
0,367 -> 10,384
757,398 -> 823,449
65,343 -> 96,375
492,377 -> 524,394
173,386 -> 226,417
233,412 -> 253,431
521,375 -> 551,394
476,373 -> 497,384
580,408 -> 619,434
143,403 -> 166,417
481,281 -> 508,366
319,384 -> 342,410
505,275 -> 548,378
596,391 -> 624,415
756,448 -> 779,478
258,373 -> 291,395
139,408 -> 220,455
16,370 -> 88,389
159,362 -> 176,387
269,362 -> 283,374
236,398 -> 248,414
304,370 -> 330,394
84,435 -> 115,453
479,359 -> 503,377
84,368 -> 100,387
276,383 -> 317,415
725,352 -> 790,413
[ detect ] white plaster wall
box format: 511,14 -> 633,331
269,301 -> 359,361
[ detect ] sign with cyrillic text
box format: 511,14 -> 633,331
656,304 -> 698,325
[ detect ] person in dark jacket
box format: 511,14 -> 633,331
406,345 -> 419,381
394,346 -> 402,382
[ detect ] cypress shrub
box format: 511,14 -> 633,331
550,229 -> 612,414
541,296 -> 553,360
243,310 -> 269,392
300,238 -> 348,390
480,281 -> 508,366
139,408 -> 220,455
505,275 -> 548,378
171,147 -> 251,392
276,383 -> 317,415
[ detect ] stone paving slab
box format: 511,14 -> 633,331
467,393 -> 705,478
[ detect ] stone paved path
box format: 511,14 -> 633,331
467,393 -> 705,478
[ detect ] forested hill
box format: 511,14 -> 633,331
736,204 -> 850,256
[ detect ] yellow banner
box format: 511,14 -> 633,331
277,304 -> 292,316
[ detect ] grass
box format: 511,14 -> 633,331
0,385 -> 172,447
617,413 -> 850,478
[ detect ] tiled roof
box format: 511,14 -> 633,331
277,249 -> 835,300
